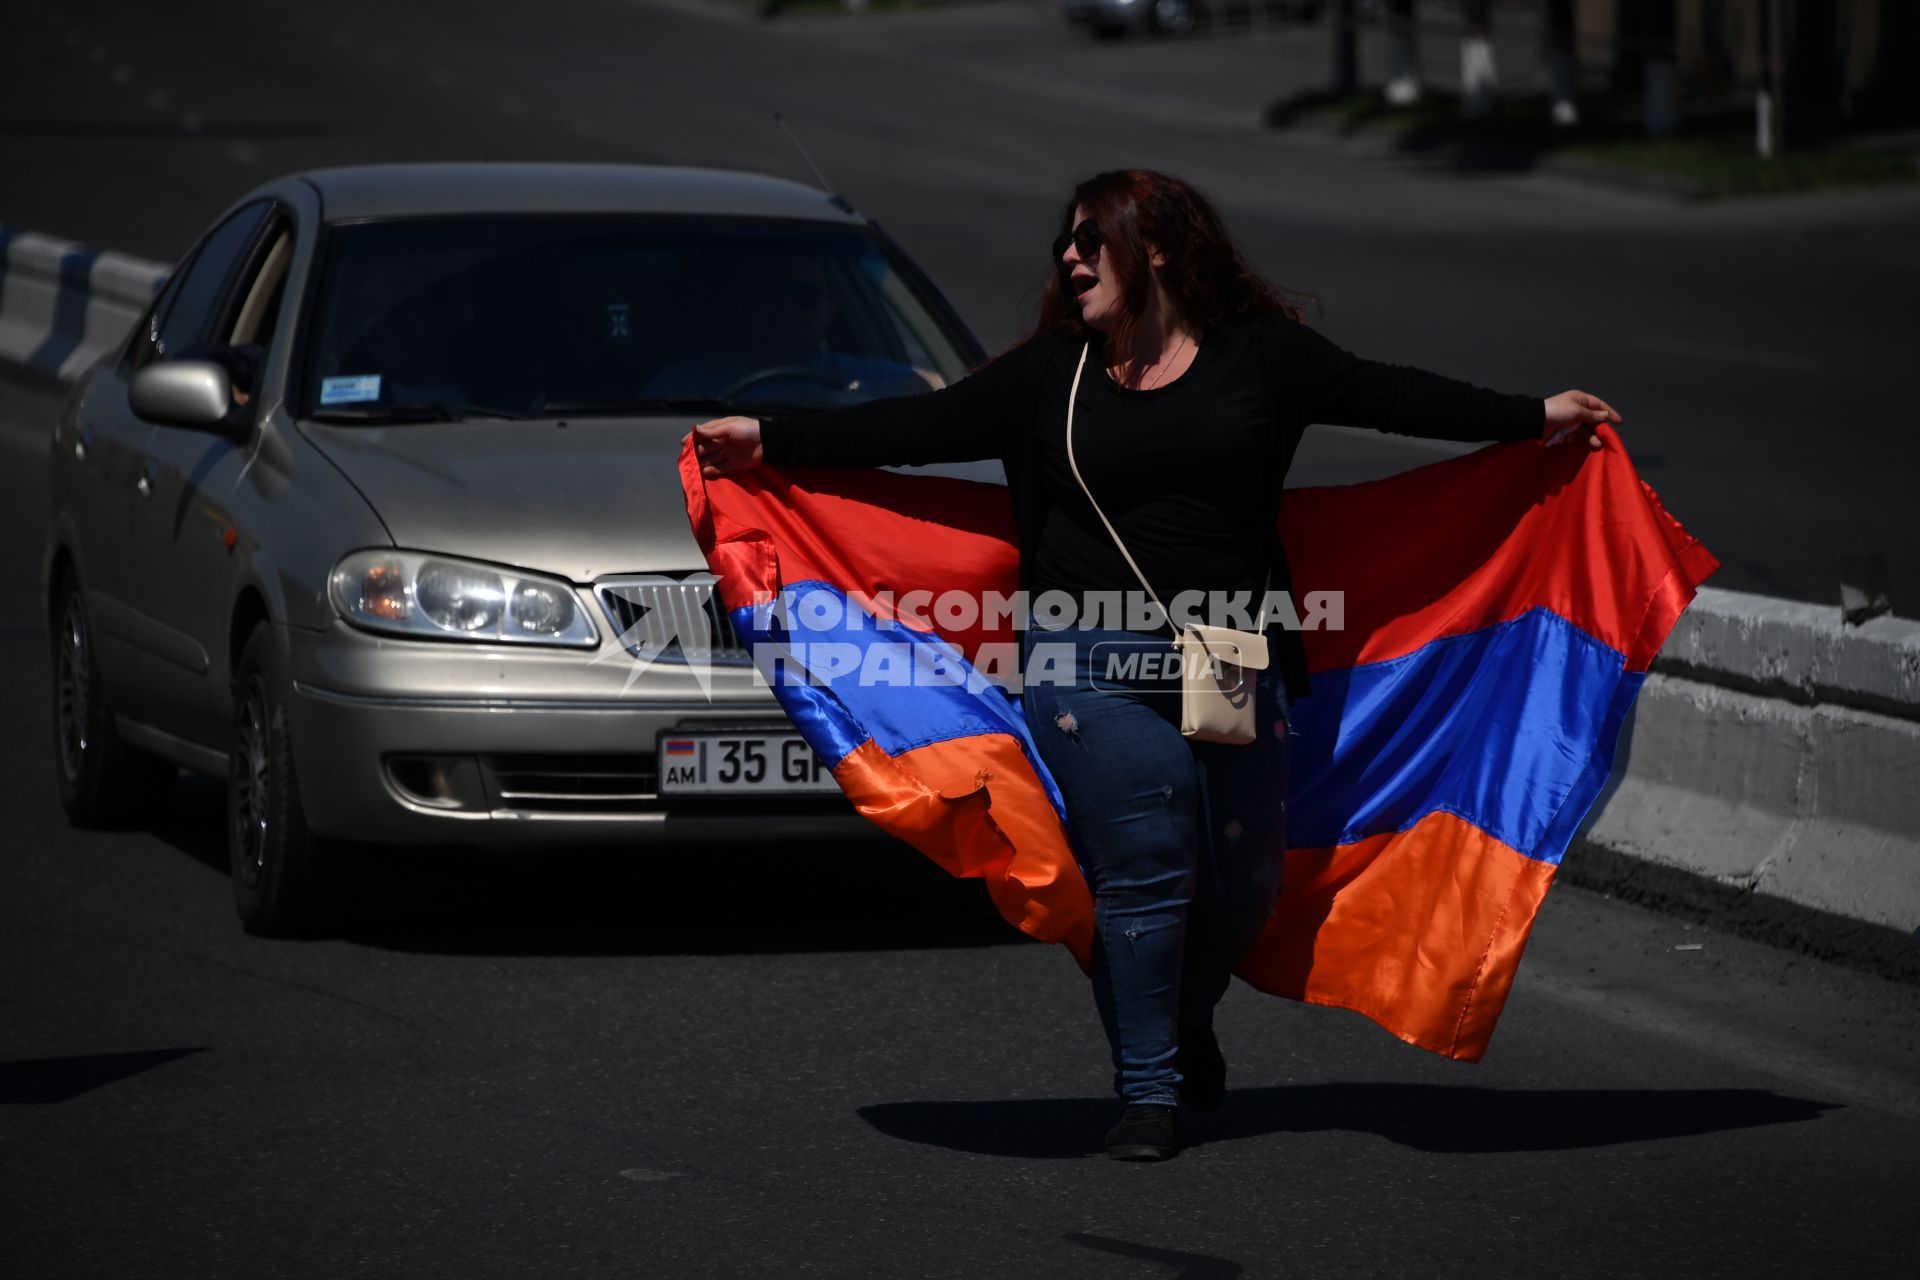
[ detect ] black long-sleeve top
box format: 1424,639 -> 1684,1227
759,311 -> 1544,702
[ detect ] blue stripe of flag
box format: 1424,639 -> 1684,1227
1286,606 -> 1639,863
726,583 -> 1067,821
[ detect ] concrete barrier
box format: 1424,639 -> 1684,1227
0,228 -> 168,384
1,226 -> 1914,963
1574,586 -> 1920,949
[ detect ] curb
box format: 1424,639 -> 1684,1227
1270,112 -> 1707,200
1269,109 -> 1920,203
3,225 -> 1915,973
1560,839 -> 1920,986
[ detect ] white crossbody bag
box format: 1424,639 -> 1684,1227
1063,343 -> 1269,746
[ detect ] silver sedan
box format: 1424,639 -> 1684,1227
43,162 -> 988,934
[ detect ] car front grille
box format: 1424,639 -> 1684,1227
482,752 -> 659,812
593,572 -> 752,664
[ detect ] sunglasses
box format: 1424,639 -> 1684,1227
1052,218 -> 1103,264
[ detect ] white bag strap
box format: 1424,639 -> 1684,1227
1064,343 -> 1173,629
1062,342 -> 1270,639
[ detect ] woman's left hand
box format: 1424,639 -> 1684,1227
1542,390 -> 1619,449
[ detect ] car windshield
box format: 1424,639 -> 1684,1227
300,215 -> 974,421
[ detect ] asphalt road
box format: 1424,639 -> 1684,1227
5,2 -> 1920,1275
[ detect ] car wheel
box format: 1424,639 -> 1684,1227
1150,0 -> 1197,37
51,570 -> 176,828
229,623 -> 340,935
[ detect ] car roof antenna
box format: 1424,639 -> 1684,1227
774,112 -> 856,216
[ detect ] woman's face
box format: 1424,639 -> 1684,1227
1059,203 -> 1119,333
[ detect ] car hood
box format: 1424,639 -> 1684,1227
299,416 -> 713,583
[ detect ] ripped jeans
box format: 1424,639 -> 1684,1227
1021,624 -> 1291,1106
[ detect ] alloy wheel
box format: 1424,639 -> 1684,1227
55,597 -> 89,784
232,675 -> 271,887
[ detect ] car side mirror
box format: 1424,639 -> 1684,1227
130,360 -> 236,432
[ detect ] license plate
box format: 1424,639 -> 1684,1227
656,730 -> 839,796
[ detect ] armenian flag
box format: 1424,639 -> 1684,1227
678,427 -> 1717,1061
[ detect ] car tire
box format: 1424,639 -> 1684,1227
229,622 -> 340,936
51,570 -> 177,828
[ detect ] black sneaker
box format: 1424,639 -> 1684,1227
1105,1102 -> 1179,1161
1176,1027 -> 1226,1113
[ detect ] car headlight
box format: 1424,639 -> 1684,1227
329,550 -> 597,647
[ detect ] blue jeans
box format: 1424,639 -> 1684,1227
1020,625 -> 1292,1105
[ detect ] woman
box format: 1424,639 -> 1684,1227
693,170 -> 1617,1162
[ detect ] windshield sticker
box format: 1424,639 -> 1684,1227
321,374 -> 382,405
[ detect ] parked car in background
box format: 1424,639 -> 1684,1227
43,162 -> 987,935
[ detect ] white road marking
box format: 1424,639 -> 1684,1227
618,1167 -> 683,1182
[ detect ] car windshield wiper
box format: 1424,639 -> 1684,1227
307,401 -> 526,424
538,397 -> 818,417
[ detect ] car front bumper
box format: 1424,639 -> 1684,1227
283,621 -> 880,848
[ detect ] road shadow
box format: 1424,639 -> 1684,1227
1066,1233 -> 1243,1278
150,773 -> 1019,958
860,1082 -> 1838,1159
0,1047 -> 210,1104
150,773 -> 229,874
343,840 -> 1022,958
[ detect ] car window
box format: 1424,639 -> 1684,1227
299,215 -> 975,420
224,221 -> 293,349
124,262 -> 191,374
248,267 -> 290,351
163,216 -> 294,410
152,202 -> 273,360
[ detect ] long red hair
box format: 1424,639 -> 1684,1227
1025,170 -> 1312,366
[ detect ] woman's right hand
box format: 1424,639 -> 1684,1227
1542,390 -> 1619,449
689,416 -> 764,480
